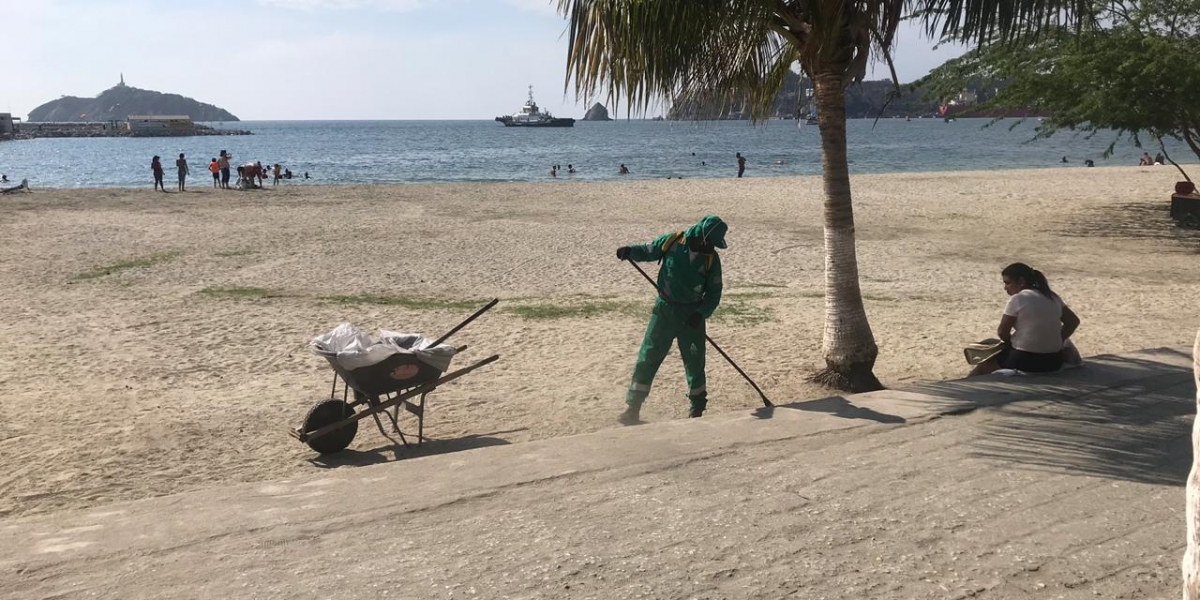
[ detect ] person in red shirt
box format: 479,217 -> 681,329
151,156 -> 166,192
209,158 -> 220,188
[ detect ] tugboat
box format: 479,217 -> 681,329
495,86 -> 575,127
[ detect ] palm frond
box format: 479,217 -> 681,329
911,0 -> 1097,45
558,0 -> 795,119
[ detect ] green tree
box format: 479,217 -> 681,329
919,0 -> 1200,181
557,0 -> 1085,391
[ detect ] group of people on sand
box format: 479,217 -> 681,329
1140,152 -> 1167,166
151,149 -> 307,192
614,214 -> 1082,424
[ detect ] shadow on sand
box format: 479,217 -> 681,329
309,428 -> 527,469
1057,201 -> 1200,251
752,396 -> 907,424
909,349 -> 1195,486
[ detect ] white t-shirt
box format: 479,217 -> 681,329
1004,289 -> 1065,353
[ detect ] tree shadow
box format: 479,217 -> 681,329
1056,201 -> 1200,251
895,349 -> 1195,486
753,396 -> 907,424
309,428 -> 527,469
965,377 -> 1194,486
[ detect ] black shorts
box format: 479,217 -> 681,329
212,172 -> 220,181
220,168 -> 231,183
997,347 -> 1063,372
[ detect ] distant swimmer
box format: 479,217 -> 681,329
550,165 -> 558,177
304,172 -> 310,179
619,164 -> 630,175
1084,159 -> 1095,167
567,164 -> 576,174
1061,156 -> 1068,163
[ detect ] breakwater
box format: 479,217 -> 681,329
7,123 -> 251,140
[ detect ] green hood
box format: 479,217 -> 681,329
685,215 -> 728,249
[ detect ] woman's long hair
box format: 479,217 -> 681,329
1002,263 -> 1057,298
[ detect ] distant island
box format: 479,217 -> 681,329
28,76 -> 239,122
582,103 -> 613,121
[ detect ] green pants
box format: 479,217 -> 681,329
626,300 -> 707,411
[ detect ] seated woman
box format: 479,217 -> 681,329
969,263 -> 1081,376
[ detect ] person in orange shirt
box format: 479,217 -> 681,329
209,158 -> 220,188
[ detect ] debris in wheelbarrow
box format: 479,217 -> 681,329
290,298 -> 500,454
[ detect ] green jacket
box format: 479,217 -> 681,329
627,219 -> 725,318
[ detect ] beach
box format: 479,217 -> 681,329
1,166 -> 1196,519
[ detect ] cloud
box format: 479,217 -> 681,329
256,0 -> 422,11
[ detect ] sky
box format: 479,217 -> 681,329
1,0 -> 967,121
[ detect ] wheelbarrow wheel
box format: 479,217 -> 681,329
302,399 -> 358,454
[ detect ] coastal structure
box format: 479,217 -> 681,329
0,113 -> 16,140
126,115 -> 194,132
8,116 -> 248,139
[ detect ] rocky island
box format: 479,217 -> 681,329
12,77 -> 249,139
582,103 -> 613,121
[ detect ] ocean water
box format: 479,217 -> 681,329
0,119 -> 1191,188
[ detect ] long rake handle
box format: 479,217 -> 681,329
625,259 -> 773,407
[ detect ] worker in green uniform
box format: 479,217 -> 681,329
615,215 -> 727,424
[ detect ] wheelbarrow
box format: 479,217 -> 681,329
291,299 -> 500,454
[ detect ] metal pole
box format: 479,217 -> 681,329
625,259 -> 773,407
430,298 -> 499,348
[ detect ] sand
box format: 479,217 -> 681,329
0,166 -> 1196,519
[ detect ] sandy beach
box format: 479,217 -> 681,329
1,166 -> 1196,519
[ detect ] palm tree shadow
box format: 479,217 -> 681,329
309,428 -> 527,469
966,378 -> 1194,486
753,396 -> 906,424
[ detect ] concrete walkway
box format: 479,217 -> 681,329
2,348 -> 1194,599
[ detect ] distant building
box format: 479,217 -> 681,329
0,113 -> 17,137
126,115 -> 193,132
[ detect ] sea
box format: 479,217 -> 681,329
0,119 -> 1192,188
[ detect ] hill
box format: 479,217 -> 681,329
28,80 -> 238,122
667,72 -> 990,120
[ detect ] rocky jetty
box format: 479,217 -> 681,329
582,103 -> 612,121
28,78 -> 238,122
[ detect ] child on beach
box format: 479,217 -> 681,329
209,159 -> 220,188
151,156 -> 165,192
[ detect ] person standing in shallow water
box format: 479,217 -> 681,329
151,156 -> 166,192
209,158 -> 220,188
218,151 -> 232,189
736,152 -> 746,178
175,153 -> 189,192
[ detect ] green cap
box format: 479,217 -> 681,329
686,215 -> 728,249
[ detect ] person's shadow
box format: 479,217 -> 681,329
753,396 -> 906,424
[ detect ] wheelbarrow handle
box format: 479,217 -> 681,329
430,299 -> 499,348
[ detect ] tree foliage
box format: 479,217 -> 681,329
918,0 -> 1200,178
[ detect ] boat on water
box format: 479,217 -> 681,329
495,86 -> 575,127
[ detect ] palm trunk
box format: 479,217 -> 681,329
1184,328 -> 1200,599
808,70 -> 883,392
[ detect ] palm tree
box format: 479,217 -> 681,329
557,0 -> 1084,392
